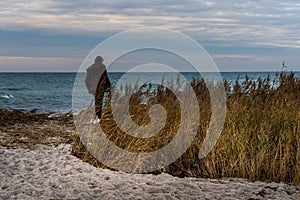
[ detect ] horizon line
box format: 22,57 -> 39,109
0,70 -> 299,73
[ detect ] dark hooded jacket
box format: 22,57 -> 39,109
85,62 -> 111,114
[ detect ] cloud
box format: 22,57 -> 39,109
0,0 -> 299,49
0,0 -> 300,72
212,54 -> 253,59
0,56 -> 82,72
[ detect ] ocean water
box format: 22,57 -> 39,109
0,72 -> 299,114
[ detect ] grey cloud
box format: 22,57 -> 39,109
0,0 -> 299,49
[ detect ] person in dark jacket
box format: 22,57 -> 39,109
85,56 -> 111,119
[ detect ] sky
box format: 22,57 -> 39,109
0,0 -> 300,72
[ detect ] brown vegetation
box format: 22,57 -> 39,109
0,109 -> 74,148
72,72 -> 300,184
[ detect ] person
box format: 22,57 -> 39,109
85,56 -> 111,119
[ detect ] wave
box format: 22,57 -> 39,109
1,94 -> 14,99
0,85 -> 32,91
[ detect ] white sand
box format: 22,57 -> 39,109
1,144 -> 299,200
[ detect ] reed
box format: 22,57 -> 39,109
72,72 -> 300,184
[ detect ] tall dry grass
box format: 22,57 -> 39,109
72,72 -> 300,184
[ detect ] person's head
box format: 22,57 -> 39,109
95,56 -> 104,64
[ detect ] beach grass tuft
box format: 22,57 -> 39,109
71,72 -> 300,184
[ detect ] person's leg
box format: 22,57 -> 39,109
95,91 -> 104,119
96,110 -> 102,119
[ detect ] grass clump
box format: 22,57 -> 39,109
72,72 -> 300,184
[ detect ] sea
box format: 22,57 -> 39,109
0,72 -> 299,114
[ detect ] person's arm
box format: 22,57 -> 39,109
85,67 -> 93,94
85,65 -> 99,95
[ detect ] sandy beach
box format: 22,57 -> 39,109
1,141 -> 299,200
0,110 -> 299,200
